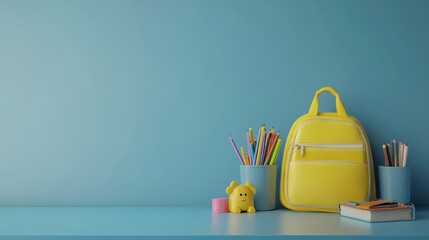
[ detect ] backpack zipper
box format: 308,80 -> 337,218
293,143 -> 364,157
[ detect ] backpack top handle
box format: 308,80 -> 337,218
308,87 -> 348,117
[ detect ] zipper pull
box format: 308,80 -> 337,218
294,144 -> 305,157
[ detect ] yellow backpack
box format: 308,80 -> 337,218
280,87 -> 376,213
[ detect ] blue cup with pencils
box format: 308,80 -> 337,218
379,139 -> 412,203
229,125 -> 281,211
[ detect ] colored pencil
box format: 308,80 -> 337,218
253,126 -> 262,164
249,127 -> 255,146
256,126 -> 266,165
269,138 -> 282,165
246,132 -> 253,165
259,132 -> 266,165
240,146 -> 247,165
229,135 -> 244,165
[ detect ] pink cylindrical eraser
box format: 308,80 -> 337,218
212,198 -> 228,213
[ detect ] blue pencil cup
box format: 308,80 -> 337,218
378,166 -> 411,203
240,165 -> 276,211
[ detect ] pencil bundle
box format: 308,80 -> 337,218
229,125 -> 282,165
382,139 -> 409,167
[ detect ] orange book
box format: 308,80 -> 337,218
339,200 -> 415,222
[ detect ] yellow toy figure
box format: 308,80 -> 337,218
225,180 -> 256,214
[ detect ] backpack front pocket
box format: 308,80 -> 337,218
286,143 -> 369,210
287,160 -> 369,209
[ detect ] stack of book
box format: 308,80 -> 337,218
339,200 -> 415,223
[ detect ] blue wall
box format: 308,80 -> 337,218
0,0 -> 428,206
